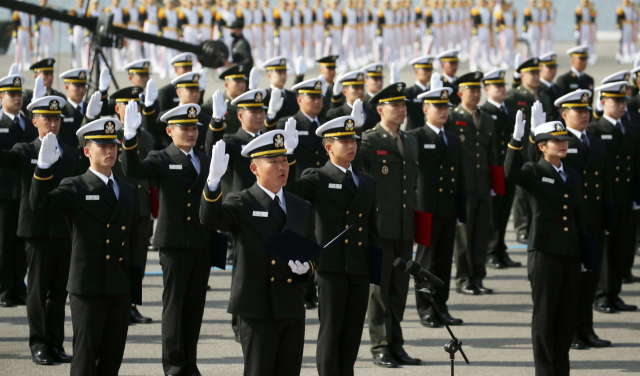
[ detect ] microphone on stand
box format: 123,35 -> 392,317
393,258 -> 445,287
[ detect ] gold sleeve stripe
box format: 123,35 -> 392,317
122,142 -> 137,150
508,143 -> 523,150
203,189 -> 222,202
34,173 -> 53,181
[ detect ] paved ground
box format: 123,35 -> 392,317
0,41 -> 639,375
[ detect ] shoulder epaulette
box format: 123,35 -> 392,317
158,8 -> 166,19
138,5 -> 146,14
12,11 -> 19,21
524,7 -> 531,16
471,7 -> 479,16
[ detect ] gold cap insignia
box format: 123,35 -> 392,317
624,73 -> 630,81
397,83 -> 404,92
533,58 -> 538,64
474,72 -> 481,80
239,65 -> 244,72
427,58 -> 433,64
47,59 -> 53,66
186,55 -> 192,62
188,106 -> 197,118
132,87 -> 140,95
345,118 -> 355,131
49,100 -> 59,111
255,92 -> 263,102
555,123 -> 563,132
279,58 -> 286,66
314,81 -> 322,91
581,93 -> 589,103
13,77 -> 21,86
274,133 -> 284,148
78,71 -> 86,79
143,61 -> 150,69
499,71 -> 505,79
441,90 -> 449,99
376,65 -> 382,73
105,121 -> 115,134
621,84 -> 627,93
357,73 -> 364,81
193,74 -> 200,83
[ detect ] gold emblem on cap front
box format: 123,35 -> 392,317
255,92 -> 263,102
314,81 -> 322,91
143,61 -> 150,69
474,72 -> 480,79
274,134 -> 284,148
280,58 -> 286,66
624,73 -> 630,81
188,107 -> 197,118
239,65 -> 244,72
132,87 -> 140,95
78,71 -> 86,80
376,65 -> 382,72
621,85 -> 627,93
105,121 -> 115,134
186,55 -> 192,62
13,77 -> 20,86
555,123 -> 563,132
357,73 -> 364,81
49,100 -> 59,111
345,119 -> 355,131
499,71 -> 505,79
47,59 -> 52,66
397,83 -> 403,92
581,93 -> 589,103
441,90 -> 449,99
193,74 -> 200,83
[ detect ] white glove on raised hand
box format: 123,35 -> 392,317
318,74 -> 329,96
33,76 -> 46,100
596,92 -> 604,113
289,260 -> 310,275
208,140 -> 230,184
249,67 -> 260,90
144,78 -> 158,107
333,79 -> 343,98
211,90 -> 227,120
430,72 -> 443,90
514,53 -> 523,79
123,99 -> 142,140
267,88 -> 284,118
86,91 -> 103,119
514,110 -> 526,141
98,67 -> 111,92
37,132 -> 60,168
295,56 -> 307,76
390,63 -> 400,84
284,117 -> 299,153
8,63 -> 19,76
530,100 -> 546,136
351,98 -> 364,128
198,68 -> 208,91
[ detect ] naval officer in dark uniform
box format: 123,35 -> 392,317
538,52 -> 564,122
317,55 -> 341,117
157,52 -> 196,113
326,71 -> 379,132
404,55 -> 435,131
436,49 -> 461,107
22,58 -> 65,112
555,45 -> 595,97
57,68 -> 89,152
505,115 -> 587,376
285,114 -> 379,376
200,131 -> 316,376
360,83 -> 421,368
201,65 -> 248,136
361,62 -> 385,105
0,96 -> 79,365
408,74 -> 465,328
30,118 -> 143,376
261,56 -> 301,122
121,103 -> 221,376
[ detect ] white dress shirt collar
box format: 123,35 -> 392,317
257,183 -> 286,213
67,99 -> 83,110
571,67 -> 584,78
414,81 -> 428,91
442,73 -> 456,83
89,168 -> 119,198
301,111 -> 319,124
487,99 -> 504,109
566,126 -> 586,140
540,78 -> 553,88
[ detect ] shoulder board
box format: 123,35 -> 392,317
123,7 -> 129,15
138,5 -> 146,13
364,128 -> 375,134
590,9 -> 597,16
274,9 -> 280,17
104,6 -> 111,12
426,9 -> 431,16
415,6 -> 421,13
471,7 -> 479,16
341,9 -> 346,16
12,11 -> 19,20
325,10 -> 331,18
524,7 -> 531,16
210,7 -> 216,15
178,11 -> 185,19
236,9 -> 243,17
378,9 -> 384,17
158,8 -> 165,19
215,12 -> 222,20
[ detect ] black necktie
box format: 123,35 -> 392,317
436,130 -> 447,150
13,115 -> 24,139
614,122 -> 623,139
270,195 -> 287,229
580,133 -> 589,149
105,179 -> 117,208
344,170 -> 357,195
186,154 -> 198,175
501,105 -> 508,117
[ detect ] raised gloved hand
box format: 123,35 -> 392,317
351,98 -> 364,128
98,67 -> 111,92
430,72 -> 443,90
333,79 -> 343,98
514,53 -> 522,79
289,260 -> 310,275
530,100 -> 546,136
8,63 -> 19,76
211,90 -> 227,121
514,110 -> 526,141
208,139 -> 230,184
33,76 -> 46,100
318,74 -> 329,96
595,92 -> 604,113
295,55 -> 307,76
284,117 -> 299,153
37,132 -> 60,168
198,68 -> 208,91
267,88 -> 284,118
123,99 -> 142,140
86,91 -> 103,119
249,67 -> 260,90
144,78 -> 158,107
389,63 -> 400,84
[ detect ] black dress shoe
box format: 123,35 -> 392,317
613,300 -> 638,311
130,305 -> 153,324
625,273 -> 640,283
500,255 -> 522,267
50,347 -> 73,363
373,353 -> 398,368
32,351 -> 54,365
593,302 -> 616,314
391,350 -> 421,365
0,298 -> 15,307
234,333 -> 241,343
477,284 -> 494,294
303,297 -> 317,310
581,333 -> 612,347
486,256 -> 506,269
457,285 -> 481,295
12,295 -> 27,305
622,276 -> 634,284
420,315 -> 440,328
516,235 -> 528,244
206,285 -> 212,291
571,335 -> 586,350
441,313 -> 463,325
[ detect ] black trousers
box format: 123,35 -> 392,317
316,271 -> 369,376
454,193 -> 491,287
368,238 -> 413,356
239,316 -> 305,376
415,216 -> 456,317
0,200 -> 26,300
488,181 -> 517,256
160,248 -> 212,375
513,186 -> 532,238
69,293 -> 130,376
576,226 -> 606,337
596,206 -> 635,305
26,238 -> 71,355
528,251 -> 581,376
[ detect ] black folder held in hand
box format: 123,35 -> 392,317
263,226 -> 353,264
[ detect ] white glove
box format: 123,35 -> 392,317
8,63 -> 19,76
514,110 -> 525,141
198,68 -> 208,91
530,100 -> 546,136
274,36 -> 280,47
430,72 -> 443,90
289,260 -> 310,275
325,36 -> 333,45
490,189 -> 496,197
123,99 -> 142,140
33,76 -> 46,100
574,30 -> 580,39
267,88 -> 284,118
284,117 -> 299,153
208,139 -> 230,184
68,34 -> 73,44
34,31 -> 40,41
581,263 -> 587,272
37,132 -> 60,169
98,67 -> 111,92
351,98 -> 364,128
144,78 -> 158,107
295,56 -> 307,76
211,90 -> 227,121
390,63 -> 400,84
318,74 -> 329,96
249,67 -> 260,90
86,91 -> 103,119
333,80 -> 343,97
596,92 -> 603,113
514,53 -> 522,78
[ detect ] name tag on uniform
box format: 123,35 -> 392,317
329,183 -> 342,189
173,97 -> 180,102
567,148 -> 578,154
0,128 -> 9,133
424,144 -> 436,149
169,164 -> 183,170
64,118 -> 74,123
86,195 -> 99,200
298,131 -> 309,136
491,115 -> 498,120
601,135 -> 613,140
252,211 -> 268,217
570,83 -> 579,89
31,159 -> 38,164
542,177 -> 555,184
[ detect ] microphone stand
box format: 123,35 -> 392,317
414,280 -> 469,376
